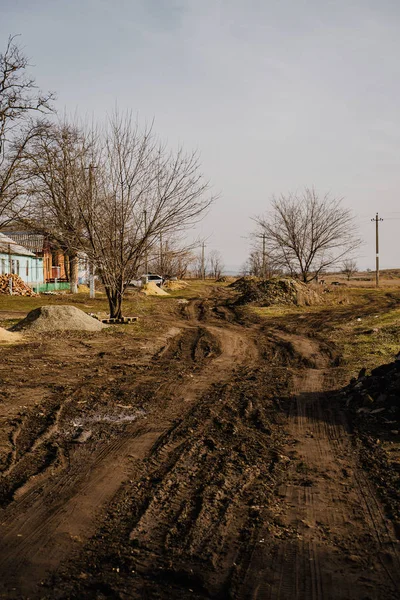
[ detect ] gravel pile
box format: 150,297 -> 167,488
12,305 -> 106,332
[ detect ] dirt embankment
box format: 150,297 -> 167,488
0,290 -> 399,599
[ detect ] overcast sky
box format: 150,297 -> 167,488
2,0 -> 400,270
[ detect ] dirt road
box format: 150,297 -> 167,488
0,292 -> 399,599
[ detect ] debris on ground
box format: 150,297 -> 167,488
343,357 -> 400,439
162,280 -> 189,291
12,305 -> 106,332
0,274 -> 37,296
231,277 -> 322,307
0,327 -> 23,344
141,282 -> 170,296
343,355 -> 400,523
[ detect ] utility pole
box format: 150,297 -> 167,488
144,210 -> 148,273
159,232 -> 163,275
371,213 -> 383,287
262,233 -> 266,278
88,164 -> 95,298
201,242 -> 205,280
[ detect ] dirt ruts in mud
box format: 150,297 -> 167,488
1,292 -> 400,599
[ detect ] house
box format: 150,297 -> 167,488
4,231 -> 66,283
5,231 -> 91,288
0,232 -> 44,284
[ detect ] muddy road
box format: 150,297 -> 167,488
0,291 -> 399,599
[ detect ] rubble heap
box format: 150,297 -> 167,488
0,274 -> 37,296
231,277 -> 321,307
344,358 -> 400,439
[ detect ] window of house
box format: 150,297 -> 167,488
1,258 -> 5,274
11,259 -> 15,274
26,261 -> 29,277
16,260 -> 20,275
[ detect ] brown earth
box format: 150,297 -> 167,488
0,287 -> 399,599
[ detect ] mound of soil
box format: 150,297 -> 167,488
232,277 -> 321,307
12,305 -> 106,332
163,280 -> 188,291
344,358 -> 400,438
141,282 -> 170,296
343,356 -> 400,524
0,327 -> 23,344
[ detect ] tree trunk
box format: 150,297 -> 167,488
105,286 -> 123,319
69,253 -> 78,294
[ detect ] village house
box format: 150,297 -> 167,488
0,232 -> 44,285
5,232 -> 90,287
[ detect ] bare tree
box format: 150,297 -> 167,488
209,250 -> 224,279
342,258 -> 358,281
75,113 -> 214,318
0,35 -> 54,226
147,234 -> 195,279
255,188 -> 361,283
24,120 -> 91,292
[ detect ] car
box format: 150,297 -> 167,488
141,273 -> 163,287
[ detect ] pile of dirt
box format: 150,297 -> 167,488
12,305 -> 106,332
343,356 -> 400,524
344,358 -> 400,437
162,280 -> 188,291
232,277 -> 321,307
216,276 -> 236,283
0,274 -> 37,296
141,282 -> 170,296
0,327 -> 23,344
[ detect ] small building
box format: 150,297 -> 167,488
0,232 -> 44,284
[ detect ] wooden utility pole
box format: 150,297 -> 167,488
371,213 -> 383,287
159,232 -> 163,274
88,164 -> 95,298
262,233 -> 266,278
144,210 -> 148,273
201,242 -> 205,280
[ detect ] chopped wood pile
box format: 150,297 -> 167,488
0,274 -> 38,296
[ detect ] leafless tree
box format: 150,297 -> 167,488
75,112 -> 214,318
342,258 -> 358,281
0,35 -> 54,226
147,234 -> 195,279
209,250 -> 224,279
23,120 -> 92,292
255,188 -> 361,283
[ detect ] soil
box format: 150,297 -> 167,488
0,286 -> 399,599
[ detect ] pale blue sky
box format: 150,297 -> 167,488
2,0 -> 400,270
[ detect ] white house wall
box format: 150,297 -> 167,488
0,253 -> 44,284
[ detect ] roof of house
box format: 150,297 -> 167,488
4,231 -> 45,253
0,232 -> 36,257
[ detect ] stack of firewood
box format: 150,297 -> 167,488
0,274 -> 38,296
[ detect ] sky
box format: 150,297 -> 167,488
1,0 -> 400,271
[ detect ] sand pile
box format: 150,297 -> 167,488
141,282 -> 170,296
12,305 -> 106,332
232,277 -> 321,307
162,280 -> 188,291
0,327 -> 23,344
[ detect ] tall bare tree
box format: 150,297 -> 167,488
24,120 -> 91,292
0,35 -> 54,226
76,113 -> 214,318
255,188 -> 361,283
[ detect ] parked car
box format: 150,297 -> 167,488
141,273 -> 164,287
